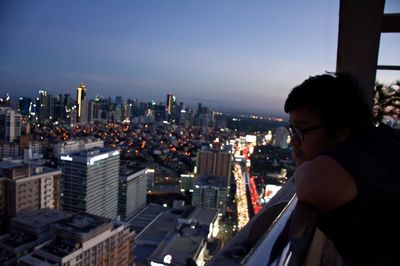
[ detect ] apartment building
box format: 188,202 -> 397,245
0,161 -> 62,221
60,147 -> 120,219
19,213 -> 134,266
118,168 -> 149,221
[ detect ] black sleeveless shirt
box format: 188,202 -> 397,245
320,124 -> 400,265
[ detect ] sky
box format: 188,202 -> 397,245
0,1 -> 399,115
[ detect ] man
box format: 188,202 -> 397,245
284,73 -> 400,265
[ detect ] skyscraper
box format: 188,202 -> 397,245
196,150 -> 232,179
52,94 -> 63,122
166,94 -> 174,115
118,168 -> 149,221
273,127 -> 289,149
166,93 -> 176,121
60,147 -> 120,219
0,107 -> 22,142
76,82 -> 88,124
18,97 -> 33,116
89,96 -> 104,122
115,96 -> 124,106
37,90 -> 51,122
191,175 -> 228,215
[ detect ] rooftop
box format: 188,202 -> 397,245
128,204 -> 166,233
1,231 -> 36,248
135,211 -> 180,245
149,232 -> 205,266
41,237 -> 80,258
133,204 -> 217,265
0,161 -> 61,179
185,207 -> 218,226
120,166 -> 148,181
11,208 -> 72,234
0,250 -> 15,265
51,213 -> 112,243
60,147 -> 119,165
19,254 -> 57,266
68,147 -> 115,158
195,175 -> 228,188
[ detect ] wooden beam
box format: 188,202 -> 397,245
336,0 -> 386,106
377,65 -> 400,71
382,13 -> 400,32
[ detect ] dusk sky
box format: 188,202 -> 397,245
1,1 -> 399,115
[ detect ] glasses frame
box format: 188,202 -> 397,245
287,124 -> 325,142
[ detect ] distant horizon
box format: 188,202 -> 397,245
7,91 -> 289,119
1,1 -> 399,116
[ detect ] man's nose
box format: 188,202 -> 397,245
290,136 -> 301,147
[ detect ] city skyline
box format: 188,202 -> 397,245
1,0 -> 399,115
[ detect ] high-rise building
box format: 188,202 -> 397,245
60,147 -> 120,219
196,150 -> 232,179
0,142 -> 19,159
18,97 -> 33,116
0,162 -> 62,221
68,107 -> 77,126
19,213 -> 134,266
166,94 -> 174,115
0,107 -> 22,142
122,102 -> 131,121
155,103 -> 166,121
194,150 -> 231,216
62,93 -> 72,122
127,98 -> 141,118
89,96 -> 104,122
191,175 -> 228,215
166,93 -> 177,121
0,94 -> 12,107
37,90 -> 51,122
52,94 -> 71,122
115,96 -> 124,106
118,168 -> 148,221
273,127 -> 289,149
180,173 -> 196,192
52,95 -> 62,121
53,138 -> 104,158
76,82 -> 88,124
64,93 -> 72,107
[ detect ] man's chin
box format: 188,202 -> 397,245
292,153 -> 303,167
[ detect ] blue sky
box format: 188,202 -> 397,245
0,1 -> 399,115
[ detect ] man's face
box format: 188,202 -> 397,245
289,107 -> 336,165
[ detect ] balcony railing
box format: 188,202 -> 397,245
243,195 -> 319,266
206,177 -> 332,266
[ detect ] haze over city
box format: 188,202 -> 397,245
1,0 -> 399,115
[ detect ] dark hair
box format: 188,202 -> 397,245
284,72 -> 373,137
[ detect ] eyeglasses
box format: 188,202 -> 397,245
287,124 -> 325,142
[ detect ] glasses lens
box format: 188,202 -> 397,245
288,126 -> 302,142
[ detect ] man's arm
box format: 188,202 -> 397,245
294,155 -> 358,211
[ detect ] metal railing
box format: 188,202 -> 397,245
242,196 -> 317,266
207,179 -> 319,266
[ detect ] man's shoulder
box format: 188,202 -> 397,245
296,155 -> 346,178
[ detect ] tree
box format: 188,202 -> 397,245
373,80 -> 400,127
